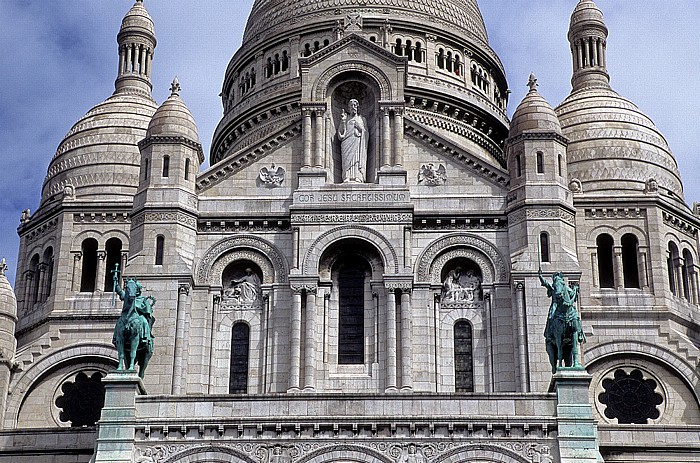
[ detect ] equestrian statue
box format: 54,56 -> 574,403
111,264 -> 156,378
538,267 -> 586,373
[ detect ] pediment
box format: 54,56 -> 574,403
300,34 -> 406,102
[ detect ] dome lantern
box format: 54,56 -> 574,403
115,0 -> 157,96
568,0 -> 610,91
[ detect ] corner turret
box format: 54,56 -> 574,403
0,259 -> 17,429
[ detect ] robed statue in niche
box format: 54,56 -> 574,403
337,98 -> 368,183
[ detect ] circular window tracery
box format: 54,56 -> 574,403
598,368 -> 663,424
54,371 -> 106,427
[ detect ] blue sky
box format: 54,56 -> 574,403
0,1 -> 698,285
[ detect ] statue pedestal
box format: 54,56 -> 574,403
550,368 -> 603,463
92,371 -> 146,463
298,168 -> 328,187
377,167 -> 406,186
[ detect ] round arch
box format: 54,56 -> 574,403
584,340 -> 700,404
313,61 -> 392,101
196,235 -> 288,286
434,444 -> 532,463
160,445 -> 258,463
5,343 -> 117,429
416,233 -> 508,284
303,226 -> 399,275
296,444 -> 393,463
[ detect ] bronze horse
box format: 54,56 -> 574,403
112,277 -> 156,378
539,270 -> 586,373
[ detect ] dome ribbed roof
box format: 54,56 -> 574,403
0,260 -> 17,320
42,93 -> 158,204
119,0 -> 155,38
147,80 -> 199,142
510,76 -> 562,138
556,86 -> 683,197
243,0 -> 489,44
570,0 -> 605,30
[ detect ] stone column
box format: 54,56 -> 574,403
72,252 -> 82,292
613,246 -> 623,289
484,291 -> 494,393
590,252 -> 598,288
23,272 -> 33,307
93,372 -> 145,463
314,110 -> 325,168
674,257 -> 684,297
288,288 -> 303,391
127,44 -> 134,73
207,294 -> 221,394
582,37 -> 589,66
639,251 -> 650,289
118,45 -> 125,75
303,288 -> 317,391
514,281 -> 529,392
385,287 -> 398,391
36,264 -> 47,303
399,289 -> 413,391
691,267 -> 700,305
589,37 -> 596,66
96,251 -> 107,292
393,109 -> 405,167
172,283 -> 190,395
302,108 -> 312,168
381,107 -> 391,168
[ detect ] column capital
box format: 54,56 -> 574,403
72,251 -> 83,261
514,280 -> 525,291
289,276 -> 318,294
97,251 -> 107,260
178,283 -> 191,296
301,101 -> 327,113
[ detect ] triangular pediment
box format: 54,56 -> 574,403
299,33 -> 407,68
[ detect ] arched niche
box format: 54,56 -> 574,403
327,74 -> 379,184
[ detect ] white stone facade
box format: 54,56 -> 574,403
2,1 -> 699,462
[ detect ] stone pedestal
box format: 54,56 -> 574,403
92,371 -> 146,463
377,167 -> 406,186
298,169 -> 328,187
551,368 -> 604,463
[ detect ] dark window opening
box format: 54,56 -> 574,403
184,158 -> 191,180
668,243 -> 679,296
536,151 -> 544,174
540,233 -> 551,263
598,369 -> 663,424
515,154 -> 522,177
162,155 -> 170,178
597,234 -> 615,288
229,323 -> 250,394
682,249 -> 694,300
80,238 -> 98,292
454,320 -> 474,392
103,238 -> 122,291
155,235 -> 164,266
338,266 -> 365,364
55,372 -> 106,427
621,234 -> 640,289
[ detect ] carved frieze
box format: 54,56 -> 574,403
508,208 -> 575,226
291,213 -> 412,225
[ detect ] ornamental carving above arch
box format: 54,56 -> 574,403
416,233 -> 508,284
196,235 -> 288,286
313,61 -> 392,101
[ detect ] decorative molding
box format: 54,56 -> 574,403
663,211 -> 698,238
432,247 -> 493,287
416,233 -> 508,283
508,208 -> 575,226
314,60 -> 393,101
413,217 -> 505,231
73,212 -> 130,224
197,235 -> 288,286
505,131 -> 569,147
23,218 -> 59,243
584,208 -> 646,220
131,211 -> 197,229
139,135 -> 204,163
198,219 -> 290,233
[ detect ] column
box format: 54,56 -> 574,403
120,253 -> 128,283
582,37 -> 590,67
36,264 -> 47,303
600,40 -> 606,68
119,45 -> 125,76
96,251 -> 107,292
172,283 -> 190,395
514,282 -> 529,392
691,267 -> 700,305
613,246 -> 623,289
126,44 -> 133,73
399,289 -> 413,391
207,294 -> 221,394
596,39 -> 603,68
589,37 -> 596,67
288,289 -> 303,391
576,41 -> 584,70
23,272 -> 33,306
674,258 -> 684,297
403,227 -> 412,269
302,109 -> 312,168
303,289 -> 317,391
324,112 -> 332,167
314,110 -> 325,168
393,109 -> 404,167
72,252 -> 82,292
484,291 -> 494,393
639,251 -> 650,289
590,253 -> 598,288
385,288 -> 398,391
381,107 -> 391,168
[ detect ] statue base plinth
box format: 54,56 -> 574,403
92,371 -> 145,463
550,368 -> 604,463
377,167 -> 406,186
298,168 -> 328,187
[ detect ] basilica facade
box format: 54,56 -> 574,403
1,0 -> 699,462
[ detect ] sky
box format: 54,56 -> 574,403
0,0 -> 698,285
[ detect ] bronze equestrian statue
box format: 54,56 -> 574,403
112,267 -> 156,378
539,268 -> 586,373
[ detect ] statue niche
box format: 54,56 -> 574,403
222,261 -> 263,309
440,260 -> 483,307
330,80 -> 377,183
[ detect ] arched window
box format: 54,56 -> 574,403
414,42 -> 422,63
437,48 -> 445,69
454,320 -> 474,392
80,238 -> 99,292
597,234 -> 615,288
454,55 -> 461,76
446,51 -> 453,72
273,54 -> 280,74
155,235 -> 164,266
558,154 -> 563,177
229,322 -> 250,394
103,238 -> 122,291
281,51 -> 289,71
338,265 -> 365,364
27,254 -> 40,305
41,247 -> 54,301
265,57 -> 273,78
682,249 -> 694,301
162,155 -> 170,178
621,234 -> 640,289
184,158 -> 191,181
515,154 -> 522,177
668,242 -> 680,296
536,151 -> 545,174
540,232 -> 551,263
405,40 -> 413,60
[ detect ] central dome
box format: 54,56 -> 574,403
244,0 -> 489,44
